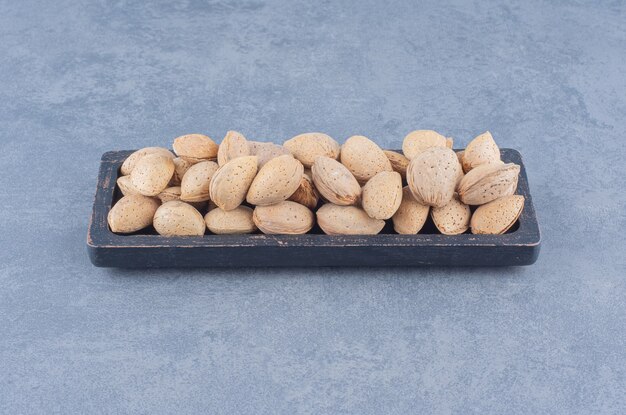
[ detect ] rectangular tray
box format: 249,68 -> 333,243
87,149 -> 540,268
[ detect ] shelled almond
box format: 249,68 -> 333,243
108,129 -> 524,236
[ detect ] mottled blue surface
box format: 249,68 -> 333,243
1,0 -> 625,413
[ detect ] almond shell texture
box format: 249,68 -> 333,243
471,195 -> 525,234
153,201 -> 206,236
253,201 -> 314,235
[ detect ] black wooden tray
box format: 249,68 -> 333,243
87,149 -> 540,267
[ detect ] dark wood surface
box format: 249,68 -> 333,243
87,149 -> 541,267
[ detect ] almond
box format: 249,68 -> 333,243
311,156 -> 361,206
406,147 -> 460,208
362,171 -> 402,220
170,157 -> 194,186
446,137 -> 454,149
205,206 -> 256,234
129,154 -> 175,196
253,201 -> 314,235
402,130 -> 447,160
431,193 -> 471,235
462,131 -> 500,173
246,154 -> 303,206
180,160 -> 219,202
153,201 -> 206,236
217,130 -> 250,166
471,195 -> 525,234
107,195 -> 160,234
172,134 -> 218,163
458,162 -> 519,205
120,147 -> 175,176
117,175 -> 141,196
288,172 -> 319,210
383,150 -> 409,180
392,187 -> 430,234
340,135 -> 392,184
248,141 -> 291,167
316,204 -> 385,235
209,156 -> 258,211
157,186 -> 182,203
283,132 -> 340,167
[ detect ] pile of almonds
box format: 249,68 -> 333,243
108,130 -> 524,236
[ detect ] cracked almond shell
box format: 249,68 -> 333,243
283,132 -> 340,168
180,160 -> 219,202
402,130 -> 447,160
407,147 -> 460,208
246,154 -> 303,206
253,201 -> 314,235
210,156 -> 258,211
362,171 -> 402,220
340,135 -> 392,184
311,156 -> 361,206
205,206 -> 256,234
129,154 -> 175,197
107,195 -> 160,234
458,162 -> 519,205
288,172 -> 319,210
218,130 -> 250,166
392,187 -> 430,234
172,134 -> 219,163
471,195 -> 525,234
153,201 -> 206,236
316,204 -> 385,235
462,131 -> 501,173
120,147 -> 175,176
431,193 -> 471,235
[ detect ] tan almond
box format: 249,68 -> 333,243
170,157 -> 194,185
248,141 -> 291,167
402,130 -> 447,160
392,187 -> 430,234
446,137 -> 454,149
253,201 -> 314,235
209,156 -> 258,211
458,162 -> 519,205
157,186 -> 182,203
129,154 -> 175,197
362,171 -> 402,220
316,204 -> 385,235
180,160 -> 219,202
107,195 -> 160,234
117,175 -> 141,196
205,206 -> 256,234
172,134 -> 219,163
246,154 -> 303,206
283,132 -> 340,168
383,150 -> 409,180
471,195 -> 525,234
153,201 -> 206,236
288,172 -> 319,210
311,156 -> 361,206
120,147 -> 175,176
218,130 -> 250,166
431,193 -> 471,235
406,147 -> 460,208
340,135 -> 392,184
462,131 -> 501,173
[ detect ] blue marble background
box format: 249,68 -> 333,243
1,0 -> 624,413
